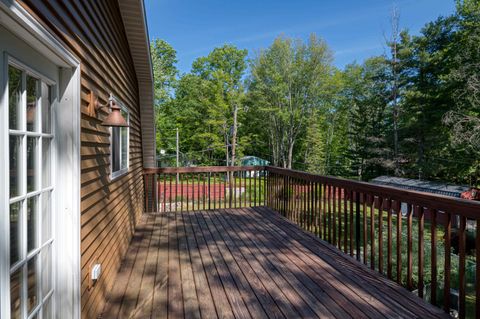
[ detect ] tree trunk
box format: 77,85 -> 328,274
287,139 -> 295,169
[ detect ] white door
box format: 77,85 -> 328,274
1,25 -> 58,319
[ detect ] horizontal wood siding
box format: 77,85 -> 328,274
17,1 -> 145,318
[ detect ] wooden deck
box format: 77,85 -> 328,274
102,207 -> 449,319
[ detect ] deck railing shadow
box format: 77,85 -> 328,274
106,207 -> 443,318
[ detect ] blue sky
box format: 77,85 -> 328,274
145,0 -> 456,74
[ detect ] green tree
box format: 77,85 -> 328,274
343,58 -> 392,180
150,39 -> 178,155
191,45 -> 248,167
249,34 -> 334,168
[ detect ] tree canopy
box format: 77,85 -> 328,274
151,0 -> 480,185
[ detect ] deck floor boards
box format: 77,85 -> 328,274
102,207 -> 449,319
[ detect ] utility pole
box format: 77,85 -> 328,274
176,127 -> 179,184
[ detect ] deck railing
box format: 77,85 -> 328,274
144,165 -> 480,318
144,166 -> 267,213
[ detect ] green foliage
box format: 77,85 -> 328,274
152,3 -> 480,186
150,39 -> 178,155
248,34 -> 335,168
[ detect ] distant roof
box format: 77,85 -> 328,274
370,176 -> 470,198
240,156 -> 270,164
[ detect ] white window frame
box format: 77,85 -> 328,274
110,97 -> 130,180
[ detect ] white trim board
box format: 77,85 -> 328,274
0,2 -> 81,319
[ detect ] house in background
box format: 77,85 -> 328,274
0,0 -> 154,318
240,156 -> 270,177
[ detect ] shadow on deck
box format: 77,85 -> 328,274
101,207 -> 448,319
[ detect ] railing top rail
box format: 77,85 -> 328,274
144,165 -> 266,174
266,166 -> 480,218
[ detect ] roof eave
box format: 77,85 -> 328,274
117,0 -> 156,168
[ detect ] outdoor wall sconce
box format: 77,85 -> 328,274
92,93 -> 129,127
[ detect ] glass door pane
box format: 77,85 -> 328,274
8,66 -> 22,130
6,62 -> 56,319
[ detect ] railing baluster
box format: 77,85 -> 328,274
328,185 -> 332,243
343,188 -> 348,253
459,215 -> 466,319
387,199 -> 393,279
305,180 -> 308,230
444,212 -> 451,313
208,172 -> 211,210
310,181 -> 314,232
313,182 -> 318,237
197,173 -> 201,211
407,203 -> 413,290
370,195 -> 375,270
202,173 -> 206,210
287,176 -> 293,220
186,173 -> 190,211
175,173 -> 178,212
168,174 -> 172,212
213,173 -> 220,209
249,170 -> 252,207
163,173 -> 166,212
294,178 -> 300,225
355,191 -> 361,261
476,219 -> 480,318
181,173 -> 184,212
235,171 -> 238,208
430,209 -> 437,305
224,172 -> 227,209
349,190 -> 354,257
283,175 -> 287,217
378,196 -> 384,273
254,170 -> 257,207
323,184 -> 327,240
319,183 -> 323,238
294,178 -> 300,224
396,200 -> 402,284
363,193 -> 367,264
245,170 -> 248,208
418,206 -> 424,299
338,187 -> 342,250
333,186 -> 337,246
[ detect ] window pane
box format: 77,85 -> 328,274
28,256 -> 38,313
42,138 -> 52,187
121,127 -> 128,170
10,135 -> 21,198
27,196 -> 38,253
112,127 -> 121,173
10,268 -> 22,319
41,244 -> 52,297
41,82 -> 52,133
27,137 -> 38,192
9,65 -> 22,130
10,202 -> 21,265
41,191 -> 52,244
26,76 -> 39,132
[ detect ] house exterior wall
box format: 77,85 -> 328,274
16,1 -> 145,318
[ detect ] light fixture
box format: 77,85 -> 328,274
94,94 -> 129,127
